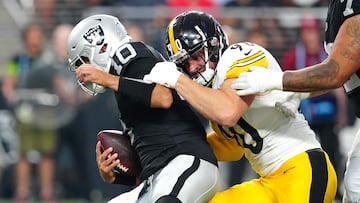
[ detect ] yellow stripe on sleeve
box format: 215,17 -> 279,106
226,50 -> 269,79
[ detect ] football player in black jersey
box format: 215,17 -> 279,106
231,1 -> 360,202
66,14 -> 219,203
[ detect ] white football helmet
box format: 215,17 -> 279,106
67,14 -> 131,96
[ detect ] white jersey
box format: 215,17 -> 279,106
211,42 -> 321,176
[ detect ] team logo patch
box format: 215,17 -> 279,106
83,25 -> 104,45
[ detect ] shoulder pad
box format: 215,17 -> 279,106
224,42 -> 269,78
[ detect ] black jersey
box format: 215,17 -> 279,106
109,42 -> 217,180
325,0 -> 360,117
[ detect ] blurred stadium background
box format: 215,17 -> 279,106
0,0 -> 329,73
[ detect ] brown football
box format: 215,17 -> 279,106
97,130 -> 141,177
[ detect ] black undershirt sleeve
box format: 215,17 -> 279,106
117,57 -> 157,106
112,171 -> 136,186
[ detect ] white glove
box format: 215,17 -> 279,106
231,66 -> 284,96
275,92 -> 310,118
143,62 -> 183,89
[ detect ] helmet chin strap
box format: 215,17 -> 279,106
194,46 -> 216,87
189,26 -> 216,87
195,68 -> 215,87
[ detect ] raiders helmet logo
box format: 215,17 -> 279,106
83,25 -> 104,45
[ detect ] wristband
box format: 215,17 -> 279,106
118,77 -> 155,105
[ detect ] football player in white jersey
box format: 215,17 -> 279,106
144,10 -> 337,203
231,1 -> 360,202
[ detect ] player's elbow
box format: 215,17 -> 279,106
157,93 -> 173,109
220,118 -> 238,128
215,111 -> 239,127
324,75 -> 347,89
151,85 -> 173,109
332,76 -> 347,88
322,60 -> 351,88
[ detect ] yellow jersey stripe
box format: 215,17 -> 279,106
235,50 -> 264,64
226,51 -> 269,79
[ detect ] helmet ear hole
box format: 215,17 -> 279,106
74,56 -> 89,68
208,37 -> 220,62
99,43 -> 108,54
209,37 -> 219,47
209,55 -> 218,62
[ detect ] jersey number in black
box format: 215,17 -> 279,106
218,118 -> 263,154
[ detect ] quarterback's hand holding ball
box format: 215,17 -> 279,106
143,62 -> 183,88
231,66 -> 284,96
96,141 -> 119,183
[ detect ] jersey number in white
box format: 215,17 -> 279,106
342,0 -> 354,16
113,44 -> 137,74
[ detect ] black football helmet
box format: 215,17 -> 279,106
165,11 -> 228,86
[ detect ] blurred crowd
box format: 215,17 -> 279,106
0,0 -> 358,202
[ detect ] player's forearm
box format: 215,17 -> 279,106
303,90 -> 330,99
175,75 -> 215,119
282,61 -> 343,92
283,16 -> 360,92
101,73 -> 120,91
176,75 -> 246,127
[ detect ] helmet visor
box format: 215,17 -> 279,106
77,80 -> 106,96
68,55 -> 90,71
68,47 -> 106,96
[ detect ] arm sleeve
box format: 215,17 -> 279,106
117,57 -> 157,106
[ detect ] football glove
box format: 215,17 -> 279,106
143,62 -> 183,89
275,91 -> 310,118
231,66 -> 283,96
